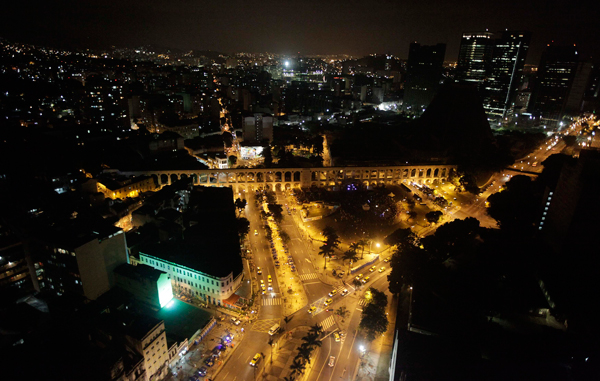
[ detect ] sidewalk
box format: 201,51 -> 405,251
355,294 -> 398,381
261,326 -> 309,380
164,318 -> 249,381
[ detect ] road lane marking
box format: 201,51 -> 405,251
315,336 -> 332,381
348,329 -> 358,359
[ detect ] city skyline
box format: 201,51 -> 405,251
3,0 -> 599,64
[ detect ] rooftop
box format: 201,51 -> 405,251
139,237 -> 242,278
114,263 -> 165,283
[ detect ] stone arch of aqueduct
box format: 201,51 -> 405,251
120,164 -> 456,193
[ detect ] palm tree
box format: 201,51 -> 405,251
336,306 -> 349,320
308,323 -> 324,336
358,239 -> 368,259
290,357 -> 307,375
300,334 -> 322,350
318,244 -> 335,269
283,375 -> 296,381
294,345 -> 313,365
343,249 -> 359,270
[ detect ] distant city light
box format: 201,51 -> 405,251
284,61 -> 290,67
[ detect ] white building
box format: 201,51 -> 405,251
139,248 -> 244,306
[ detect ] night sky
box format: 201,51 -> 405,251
3,0 -> 599,63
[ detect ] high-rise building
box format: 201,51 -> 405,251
0,222 -> 36,298
243,113 -> 273,145
37,223 -> 129,300
531,44 -> 592,127
482,31 -> 531,126
403,42 -> 446,113
456,32 -> 494,86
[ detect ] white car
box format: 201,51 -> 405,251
328,356 -> 335,367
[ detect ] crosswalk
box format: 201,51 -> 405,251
262,297 -> 282,306
358,299 -> 368,307
318,315 -> 336,330
299,273 -> 318,280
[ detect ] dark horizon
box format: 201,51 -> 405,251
3,0 -> 600,64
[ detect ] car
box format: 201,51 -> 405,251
260,280 -> 265,285
329,289 -> 338,297
257,267 -> 262,275
290,266 -> 296,272
324,298 -> 333,306
231,317 -> 237,323
378,266 -> 386,273
254,230 -> 258,236
383,257 -> 390,263
198,367 -> 207,376
333,332 -> 340,342
355,274 -> 363,280
329,356 -> 335,367
268,275 -> 272,282
369,265 -> 377,272
261,289 -> 265,294
234,319 -> 241,326
189,376 -> 199,381
341,289 -> 349,297
250,353 -> 262,366
362,276 -> 370,284
204,356 -> 215,367
268,284 -> 273,291
308,306 -> 316,314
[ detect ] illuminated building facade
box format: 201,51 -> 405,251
83,175 -> 157,200
139,246 -> 244,306
482,31 -> 531,126
456,32 -> 494,86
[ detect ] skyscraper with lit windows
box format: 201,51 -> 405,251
456,32 -> 494,87
482,31 -> 531,127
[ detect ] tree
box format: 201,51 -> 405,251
318,244 -> 335,269
236,217 -> 250,244
407,211 -> 417,221
425,210 -> 443,225
343,249 -> 359,270
268,203 -> 284,223
307,324 -> 323,337
321,226 -> 341,250
261,142 -> 273,167
384,228 -> 418,248
234,197 -> 247,216
290,357 -> 307,375
387,245 -> 426,295
358,239 -> 368,260
280,230 -> 291,245
228,155 -> 237,167
335,306 -> 349,320
359,288 -> 389,341
352,278 -> 363,289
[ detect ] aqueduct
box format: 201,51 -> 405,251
119,164 -> 456,193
